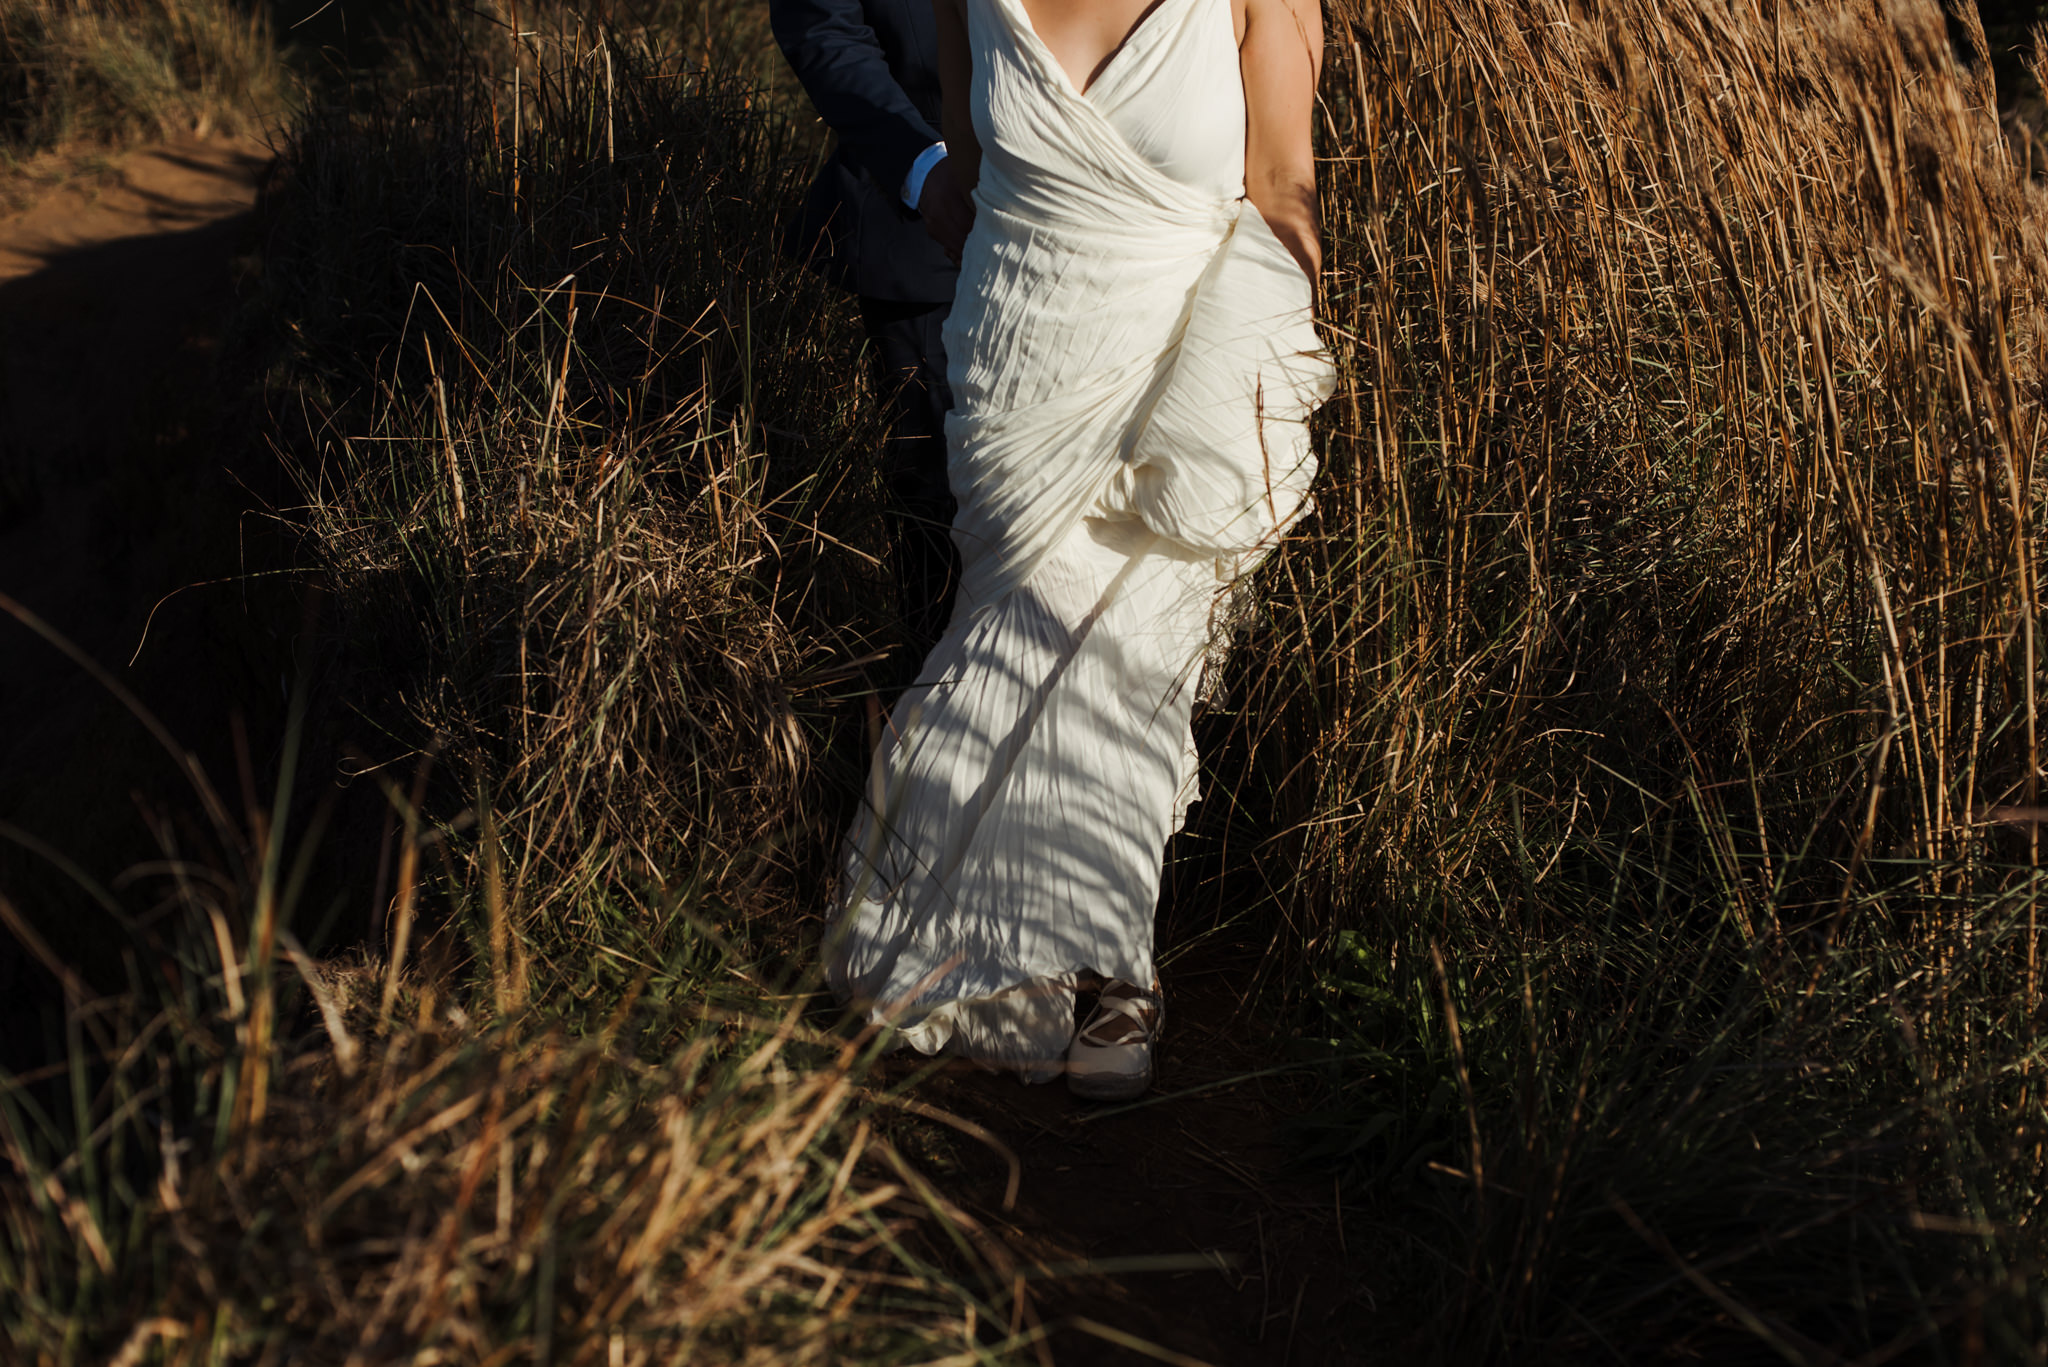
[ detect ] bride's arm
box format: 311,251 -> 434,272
1241,0 -> 1323,284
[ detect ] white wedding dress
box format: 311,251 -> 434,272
826,0 -> 1333,1077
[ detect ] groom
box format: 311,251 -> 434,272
771,0 -> 975,651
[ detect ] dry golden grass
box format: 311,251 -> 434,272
1272,0 -> 2046,946
10,0 -> 2048,1359
1211,0 -> 2048,1354
1,909 -> 1031,1364
0,0 -> 283,157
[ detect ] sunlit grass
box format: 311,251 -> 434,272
1220,0 -> 2048,1356
0,0 -> 283,155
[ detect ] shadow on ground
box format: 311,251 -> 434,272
874,954 -> 1387,1366
0,137 -> 339,1067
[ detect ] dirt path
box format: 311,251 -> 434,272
0,136 -> 271,461
0,134 -> 277,1018
878,957 -> 1386,1366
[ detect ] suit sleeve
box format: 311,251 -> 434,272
771,0 -> 939,203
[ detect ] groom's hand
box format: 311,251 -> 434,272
918,157 -> 975,264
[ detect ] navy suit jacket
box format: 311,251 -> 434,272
772,0 -> 961,303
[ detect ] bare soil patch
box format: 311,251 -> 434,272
0,133 -> 269,437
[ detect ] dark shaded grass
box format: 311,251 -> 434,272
257,0 -> 907,1009
0,4 -> 1030,1362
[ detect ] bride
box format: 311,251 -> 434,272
827,0 -> 1331,1099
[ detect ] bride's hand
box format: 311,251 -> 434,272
1257,200 -> 1321,285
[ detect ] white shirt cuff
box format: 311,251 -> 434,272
902,141 -> 949,211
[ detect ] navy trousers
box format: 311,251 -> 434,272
859,296 -> 959,655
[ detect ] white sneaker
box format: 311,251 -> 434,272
1066,983 -> 1162,1101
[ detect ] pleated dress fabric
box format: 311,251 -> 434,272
826,0 -> 1334,1078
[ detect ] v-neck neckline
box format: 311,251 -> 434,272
1002,0 -> 1184,100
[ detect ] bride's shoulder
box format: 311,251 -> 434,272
1238,0 -> 1323,68
1238,0 -> 1322,46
